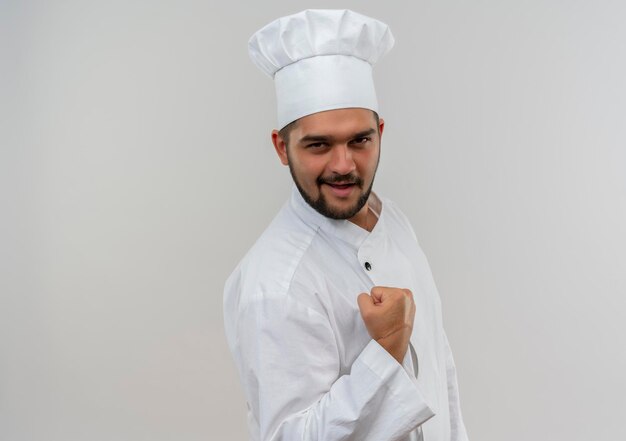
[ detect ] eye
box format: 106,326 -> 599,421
351,137 -> 371,145
306,142 -> 327,149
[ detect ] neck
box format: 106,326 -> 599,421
348,202 -> 377,232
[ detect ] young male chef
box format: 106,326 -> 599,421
224,9 -> 469,441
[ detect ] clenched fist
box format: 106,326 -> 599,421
357,286 -> 416,364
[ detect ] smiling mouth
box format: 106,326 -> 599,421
322,182 -> 359,198
327,183 -> 355,189
318,174 -> 363,196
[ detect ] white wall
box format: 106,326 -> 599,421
1,1 -> 625,440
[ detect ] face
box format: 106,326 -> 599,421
272,108 -> 384,221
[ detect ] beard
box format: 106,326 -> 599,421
288,166 -> 376,220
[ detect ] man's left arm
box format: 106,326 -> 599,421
444,330 -> 470,441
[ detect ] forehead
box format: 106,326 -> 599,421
293,108 -> 377,137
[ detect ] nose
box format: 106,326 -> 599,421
329,144 -> 356,176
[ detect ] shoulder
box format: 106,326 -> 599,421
379,194 -> 420,244
223,200 -> 319,310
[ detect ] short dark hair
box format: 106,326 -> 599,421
278,118 -> 299,148
279,110 -> 380,148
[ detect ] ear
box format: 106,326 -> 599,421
378,117 -> 385,138
271,130 -> 289,166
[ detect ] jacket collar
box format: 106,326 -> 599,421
289,184 -> 384,250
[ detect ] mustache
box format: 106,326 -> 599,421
317,173 -> 364,187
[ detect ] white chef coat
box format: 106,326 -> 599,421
223,185 -> 469,441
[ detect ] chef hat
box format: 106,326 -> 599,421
248,9 -> 395,129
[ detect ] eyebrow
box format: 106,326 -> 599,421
297,128 -> 377,145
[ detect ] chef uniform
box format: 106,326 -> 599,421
223,9 -> 469,441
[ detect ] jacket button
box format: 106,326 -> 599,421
364,262 -> 372,271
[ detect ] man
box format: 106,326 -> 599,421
224,9 -> 469,441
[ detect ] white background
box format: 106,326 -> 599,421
2,1 -> 625,440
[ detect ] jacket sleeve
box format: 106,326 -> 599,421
443,331 -> 470,441
236,292 -> 435,441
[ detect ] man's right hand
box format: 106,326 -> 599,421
357,286 -> 416,364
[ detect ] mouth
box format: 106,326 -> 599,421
327,182 -> 355,188
323,182 -> 357,197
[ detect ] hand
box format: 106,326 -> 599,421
357,286 -> 415,364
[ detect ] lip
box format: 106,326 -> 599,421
323,182 -> 356,198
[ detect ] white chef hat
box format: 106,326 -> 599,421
248,9 -> 395,129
